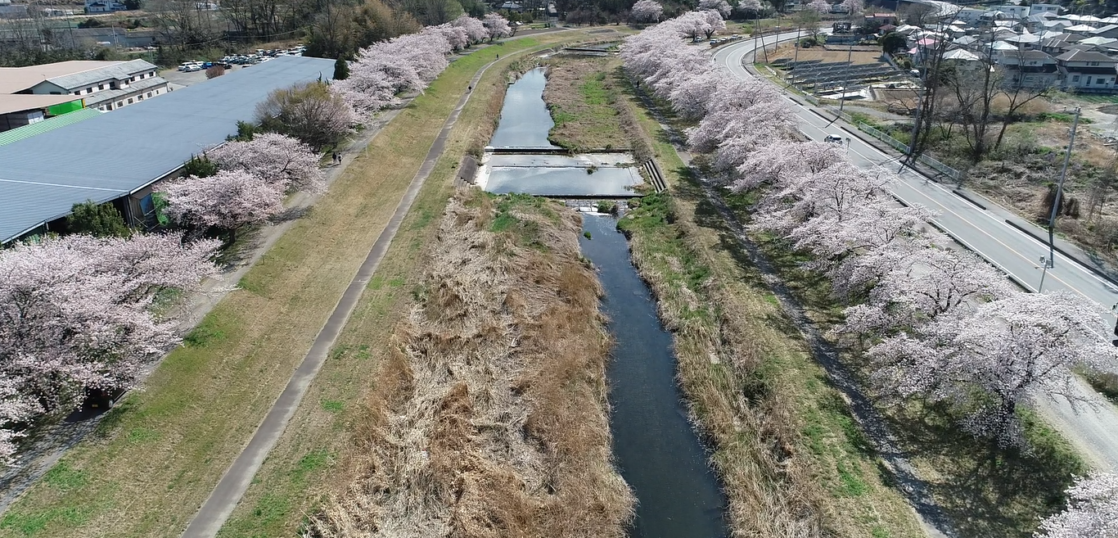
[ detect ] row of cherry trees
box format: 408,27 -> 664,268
336,13 -> 511,115
157,134 -> 326,235
0,234 -> 219,461
622,13 -> 1118,535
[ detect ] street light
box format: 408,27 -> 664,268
1038,255 -> 1053,292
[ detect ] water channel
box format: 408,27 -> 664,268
481,68 -> 644,197
580,215 -> 728,538
486,63 -> 728,537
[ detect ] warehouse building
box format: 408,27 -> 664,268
0,55 -> 335,244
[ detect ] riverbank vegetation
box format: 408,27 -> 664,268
616,191 -> 925,537
0,33 -> 600,538
620,12 -> 1111,538
305,191 -> 634,536
542,56 -> 652,159
611,59 -> 924,538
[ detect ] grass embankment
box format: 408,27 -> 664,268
743,226 -> 1087,538
543,57 -> 649,158
614,76 -> 924,536
216,39 -> 591,536
304,192 -> 633,536
0,32 -> 595,538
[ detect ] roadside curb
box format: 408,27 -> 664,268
1003,218 -> 1118,289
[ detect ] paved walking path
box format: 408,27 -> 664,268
179,49 -> 532,538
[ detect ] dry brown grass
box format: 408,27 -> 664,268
768,44 -> 884,66
304,191 -> 633,538
616,75 -> 924,537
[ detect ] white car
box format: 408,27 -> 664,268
824,134 -> 845,145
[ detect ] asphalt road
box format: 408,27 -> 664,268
713,35 -> 1118,472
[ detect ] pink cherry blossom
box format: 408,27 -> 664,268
208,133 -> 325,194
630,0 -> 663,22
483,13 -> 512,41
0,233 -> 217,461
158,170 -> 285,231
699,0 -> 732,18
1038,473 -> 1118,538
453,15 -> 489,43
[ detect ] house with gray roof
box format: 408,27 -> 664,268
1055,49 -> 1118,90
0,55 -> 336,244
0,59 -> 167,112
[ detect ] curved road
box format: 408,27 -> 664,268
713,36 -> 1118,472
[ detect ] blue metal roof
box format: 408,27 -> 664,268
0,55 -> 334,243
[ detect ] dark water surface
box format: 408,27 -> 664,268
489,67 -> 559,149
579,214 -> 728,538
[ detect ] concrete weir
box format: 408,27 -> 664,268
477,152 -> 644,198
480,66 -> 646,198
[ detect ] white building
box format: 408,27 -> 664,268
1029,4 -> 1063,16
0,60 -> 168,112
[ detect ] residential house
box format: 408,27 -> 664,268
998,49 -> 1060,88
1055,49 -> 1118,90
85,0 -> 126,12
1040,33 -> 1084,55
1029,4 -> 1063,16
989,5 -> 1030,20
1090,24 -> 1118,39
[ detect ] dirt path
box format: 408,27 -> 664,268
179,49 -> 536,538
629,79 -> 956,538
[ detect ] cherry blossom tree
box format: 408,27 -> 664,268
806,0 -> 832,14
841,0 -> 864,16
700,9 -> 726,38
699,0 -> 731,17
630,0 -> 663,22
337,26 -> 456,115
733,141 -> 845,191
868,291 -> 1118,447
482,13 -> 511,41
255,82 -> 356,151
1038,473 -> 1118,538
837,246 -> 1012,336
735,0 -> 763,17
158,170 -> 285,233
0,233 -> 217,461
431,23 -> 469,50
208,133 -> 326,194
452,14 -> 488,43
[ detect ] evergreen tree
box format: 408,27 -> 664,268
67,200 -> 131,238
334,57 -> 350,80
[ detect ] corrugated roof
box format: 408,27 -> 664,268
0,56 -> 335,243
0,61 -> 123,93
83,77 -> 167,106
46,59 -> 157,92
0,108 -> 102,147
0,94 -> 81,115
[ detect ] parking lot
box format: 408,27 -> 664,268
160,65 -> 248,88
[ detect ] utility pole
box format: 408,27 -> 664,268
837,3 -> 858,117
1046,106 -> 1080,275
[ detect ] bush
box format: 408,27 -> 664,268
183,154 -> 218,178
255,81 -> 353,151
67,201 -> 131,238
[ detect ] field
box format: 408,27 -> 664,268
766,43 -> 885,66
0,30 -> 599,538
543,56 -> 631,151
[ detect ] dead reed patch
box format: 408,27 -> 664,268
305,191 -> 633,537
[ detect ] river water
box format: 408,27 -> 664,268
489,68 -> 559,149
580,214 -> 728,538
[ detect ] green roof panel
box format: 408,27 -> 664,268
0,107 -> 102,147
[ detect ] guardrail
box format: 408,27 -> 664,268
855,122 -> 963,181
